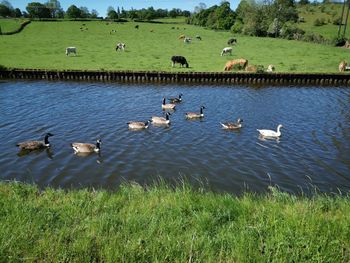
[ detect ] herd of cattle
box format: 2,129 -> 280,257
65,26 -> 275,73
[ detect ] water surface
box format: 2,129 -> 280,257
0,80 -> 349,194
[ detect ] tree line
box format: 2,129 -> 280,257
0,0 -> 190,20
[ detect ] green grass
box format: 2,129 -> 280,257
0,20 -> 348,72
0,18 -> 27,33
0,181 -> 349,262
297,3 -> 350,40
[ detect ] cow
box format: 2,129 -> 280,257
221,47 -> 232,56
224,58 -> 248,71
66,47 -> 77,56
116,42 -> 125,51
227,38 -> 237,45
184,37 -> 191,44
171,56 -> 189,68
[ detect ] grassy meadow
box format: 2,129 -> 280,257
0,18 -> 27,33
297,3 -> 350,40
0,181 -> 349,262
0,20 -> 348,72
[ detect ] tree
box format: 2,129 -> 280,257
169,8 -> 178,18
45,0 -> 63,18
194,2 -> 206,13
79,6 -> 90,18
66,5 -> 81,18
1,0 -> 13,9
91,9 -> 98,18
14,8 -> 21,17
0,4 -> 11,17
26,2 -> 51,18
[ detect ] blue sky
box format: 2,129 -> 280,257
11,0 -> 240,17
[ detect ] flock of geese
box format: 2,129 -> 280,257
16,93 -> 284,155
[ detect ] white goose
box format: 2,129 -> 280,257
257,124 -> 283,138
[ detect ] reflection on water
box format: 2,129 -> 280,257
0,80 -> 349,194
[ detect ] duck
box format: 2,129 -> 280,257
257,124 -> 283,138
220,118 -> 243,130
127,120 -> 151,129
16,133 -> 54,150
71,139 -> 101,153
185,106 -> 206,119
151,112 -> 171,125
168,93 -> 183,103
162,97 -> 176,110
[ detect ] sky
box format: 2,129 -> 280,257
10,0 -> 240,17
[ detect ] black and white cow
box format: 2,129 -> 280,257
171,56 -> 189,68
116,42 -> 125,51
66,47 -> 77,56
227,38 -> 237,45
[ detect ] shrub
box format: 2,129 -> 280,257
280,23 -> 305,40
230,20 -> 243,34
333,17 -> 342,25
333,36 -> 347,47
314,18 -> 326,26
302,32 -> 326,44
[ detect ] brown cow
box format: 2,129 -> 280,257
224,58 -> 248,71
339,60 -> 347,72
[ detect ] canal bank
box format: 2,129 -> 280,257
0,69 -> 349,85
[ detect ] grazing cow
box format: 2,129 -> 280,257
195,35 -> 202,40
171,56 -> 189,68
135,25 -> 139,29
184,37 -> 191,43
267,64 -> 275,72
227,38 -> 237,45
221,47 -> 232,56
223,58 -> 248,71
66,47 -> 77,56
116,43 -> 125,51
178,34 -> 185,40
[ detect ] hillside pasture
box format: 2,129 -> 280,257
0,20 -> 348,73
297,3 -> 350,40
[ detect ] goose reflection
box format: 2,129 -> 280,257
74,151 -> 103,164
17,148 -> 54,159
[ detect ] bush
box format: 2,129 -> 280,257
314,18 -> 326,26
333,36 -> 347,47
280,23 -> 305,40
302,32 -> 326,44
333,17 -> 342,25
230,20 -> 243,34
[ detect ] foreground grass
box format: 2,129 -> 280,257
0,181 -> 349,262
0,20 -> 348,73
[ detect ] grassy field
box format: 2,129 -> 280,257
0,20 -> 348,73
297,3 -> 350,40
0,181 -> 349,262
0,18 -> 27,33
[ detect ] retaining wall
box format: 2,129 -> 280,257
0,69 -> 349,85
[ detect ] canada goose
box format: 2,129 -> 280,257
168,93 -> 183,103
220,118 -> 243,130
127,120 -> 151,129
162,97 -> 176,110
185,106 -> 206,119
151,112 -> 171,125
257,124 -> 283,138
16,133 -> 54,150
71,139 -> 101,153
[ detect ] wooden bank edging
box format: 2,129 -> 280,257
0,69 -> 349,85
